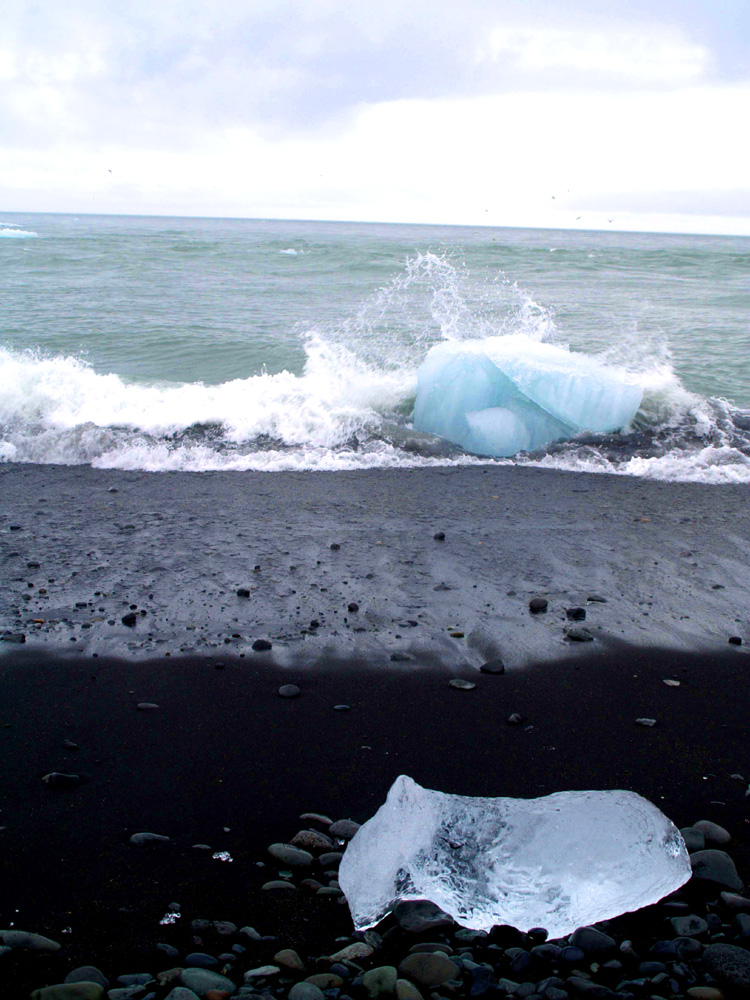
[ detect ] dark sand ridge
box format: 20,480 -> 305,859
1,463 -> 749,991
1,463 -> 749,663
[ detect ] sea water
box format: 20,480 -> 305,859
1,213 -> 749,482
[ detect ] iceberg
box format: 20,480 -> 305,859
338,776 -> 690,939
412,336 -> 643,457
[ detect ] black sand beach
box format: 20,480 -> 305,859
1,463 -> 749,996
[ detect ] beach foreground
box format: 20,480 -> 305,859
1,463 -> 749,994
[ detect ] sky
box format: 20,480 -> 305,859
2,0 -> 750,234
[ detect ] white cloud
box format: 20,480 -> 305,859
481,25 -> 710,86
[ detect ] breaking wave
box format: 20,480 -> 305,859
1,253 -> 749,482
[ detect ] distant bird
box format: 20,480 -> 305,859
608,218 -> 614,223
551,195 -> 555,199
576,216 -> 581,220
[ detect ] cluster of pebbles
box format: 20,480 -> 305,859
4,814 -> 749,1000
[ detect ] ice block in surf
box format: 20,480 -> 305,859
412,336 -> 643,456
338,775 -> 690,939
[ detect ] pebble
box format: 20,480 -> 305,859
278,684 -> 300,698
635,717 -> 657,727
393,901 -> 453,932
670,914 -> 708,937
122,613 -> 138,626
0,929 -> 61,951
390,652 -> 412,661
329,819 -> 361,839
261,880 -> 296,891
329,942 -> 374,962
690,849 -> 744,889
693,820 -> 731,845
267,843 -> 313,866
703,943 -> 750,990
129,832 -> 170,846
65,969 -> 109,989
347,602 -> 359,612
31,988 -> 104,1000
236,588 -> 251,598
686,988 -> 725,1000
243,965 -> 280,980
288,985 -> 324,1000
720,891 -> 750,910
479,658 -> 505,674
291,829 -> 333,851
136,702 -> 159,710
304,974 -> 343,989
565,626 -> 593,641
0,632 -> 26,643
164,990 -> 201,1000
448,679 -> 476,690
728,636 -> 742,645
529,597 -> 548,612
681,827 -> 706,852
506,712 -> 523,725
566,607 -> 586,620
42,772 -> 82,788
273,948 -> 306,972
394,980 -> 424,1000
252,639 -> 272,651
569,927 -> 616,954
185,953 -> 218,968
433,532 -> 445,541
362,965 -> 398,997
333,703 -> 350,711
180,970 -> 236,996
398,952 -> 459,987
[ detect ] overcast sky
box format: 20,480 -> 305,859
2,0 -> 749,234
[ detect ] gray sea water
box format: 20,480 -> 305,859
1,213 -> 749,482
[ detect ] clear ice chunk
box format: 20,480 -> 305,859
338,776 -> 690,939
412,336 -> 643,457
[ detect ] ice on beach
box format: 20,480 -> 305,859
412,336 -> 643,456
338,775 -> 690,939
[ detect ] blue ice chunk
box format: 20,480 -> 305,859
413,337 -> 643,457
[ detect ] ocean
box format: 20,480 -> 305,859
1,213 -> 749,482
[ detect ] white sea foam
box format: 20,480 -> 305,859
1,252 -> 748,482
0,227 -> 38,238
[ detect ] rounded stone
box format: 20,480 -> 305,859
180,969 -> 236,996
288,985 -> 324,1000
690,850 -> 743,890
395,981 -> 424,1000
479,659 -> 505,675
185,953 -> 218,968
681,827 -> 706,852
569,927 -> 616,954
329,942 -> 374,962
268,842 -> 313,866
329,819 -> 360,839
274,948 -> 305,972
686,988 -> 725,1000
261,880 -> 297,890
529,597 -> 548,612
0,929 -> 61,951
65,968 -> 109,989
304,974 -> 343,990
291,829 -> 333,851
165,990 -> 202,1000
363,966 -> 398,997
130,832 -> 170,846
31,987 -> 105,1000
278,684 -> 300,698
448,679 -> 475,690
693,820 -> 731,845
398,953 -> 459,987
252,639 -> 272,652
703,943 -> 750,990
670,914 -> 708,937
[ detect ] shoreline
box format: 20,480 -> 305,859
2,462 -> 749,665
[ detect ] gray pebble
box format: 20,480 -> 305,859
703,943 -> 750,989
164,990 -> 200,1000
268,842 -> 313,865
129,832 -> 169,846
329,819 -> 360,839
288,985 -> 325,1000
179,968 -> 237,995
0,930 -> 61,951
693,820 -> 731,845
278,684 -> 300,698
65,969 -> 109,989
690,849 -> 744,890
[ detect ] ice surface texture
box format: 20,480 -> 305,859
338,776 -> 690,939
412,336 -> 643,457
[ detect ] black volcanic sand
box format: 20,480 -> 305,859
1,463 -> 750,993
1,643 -> 749,992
